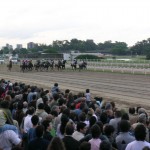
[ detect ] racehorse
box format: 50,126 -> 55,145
79,61 -> 87,71
49,60 -> 54,70
71,60 -> 77,70
61,60 -> 67,69
7,60 -> 12,71
55,60 -> 67,70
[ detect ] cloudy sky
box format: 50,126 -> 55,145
0,0 -> 150,48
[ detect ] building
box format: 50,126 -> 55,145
27,42 -> 38,49
16,44 -> 22,49
6,44 -> 13,50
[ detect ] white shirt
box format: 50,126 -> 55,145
24,115 -> 33,133
85,93 -> 91,101
72,131 -> 84,141
125,140 -> 150,150
0,130 -> 21,150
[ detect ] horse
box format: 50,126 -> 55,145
7,60 -> 12,71
49,60 -> 54,70
79,61 -> 87,71
20,62 -> 26,72
71,60 -> 77,70
55,60 -> 62,70
34,61 -> 41,71
61,60 -> 67,69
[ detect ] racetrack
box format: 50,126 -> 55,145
0,65 -> 150,109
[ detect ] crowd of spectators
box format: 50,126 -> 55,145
0,79 -> 150,150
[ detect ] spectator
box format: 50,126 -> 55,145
72,122 -> 87,141
27,115 -> 39,142
89,124 -> 101,150
47,137 -> 66,150
28,125 -> 49,150
116,120 -> 135,150
42,120 -> 53,142
35,103 -> 48,121
99,141 -> 112,150
125,124 -> 150,150
80,141 -> 91,150
63,122 -> 79,150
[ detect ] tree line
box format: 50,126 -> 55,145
0,38 -> 150,58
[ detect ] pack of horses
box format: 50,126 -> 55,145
19,59 -> 87,72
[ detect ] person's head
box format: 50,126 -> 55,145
77,122 -> 87,134
79,112 -> 86,122
47,137 -> 66,150
134,124 -> 146,141
99,141 -> 112,150
65,89 -> 70,94
138,113 -> 147,124
54,83 -> 58,87
65,122 -> 74,135
31,115 -> 39,126
143,146 -> 150,150
129,107 -> 135,114
100,112 -> 108,124
121,113 -> 129,121
79,141 -> 91,150
38,103 -> 45,109
86,89 -> 90,93
119,120 -> 130,132
35,125 -> 44,138
0,100 -> 10,108
103,124 -> 115,136
17,102 -> 23,110
27,106 -> 35,115
91,124 -> 101,139
114,110 -> 122,118
42,120 -> 51,131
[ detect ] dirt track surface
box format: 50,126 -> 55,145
0,65 -> 150,109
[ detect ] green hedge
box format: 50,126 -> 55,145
75,54 -> 102,59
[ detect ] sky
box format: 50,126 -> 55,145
0,0 -> 150,48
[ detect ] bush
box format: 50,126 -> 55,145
146,53 -> 150,60
75,55 -> 102,59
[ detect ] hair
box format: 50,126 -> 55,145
77,122 -> 86,132
100,112 -> 108,124
91,124 -> 101,139
79,141 -> 91,150
42,120 -> 51,131
31,115 -> 39,126
119,120 -> 130,132
65,122 -> 74,135
0,100 -> 10,108
104,124 -> 115,136
35,125 -> 44,138
86,89 -> 90,93
129,107 -> 135,114
134,124 -> 146,141
54,83 -> 58,87
79,112 -> 86,122
38,103 -> 44,109
99,141 -> 112,150
17,102 -> 23,110
65,89 -> 70,94
27,106 -> 35,115
60,115 -> 69,135
47,137 -> 66,150
115,110 -> 122,118
121,113 -> 129,121
143,146 -> 150,150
